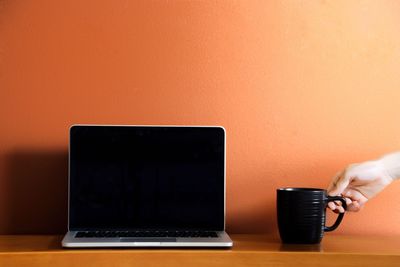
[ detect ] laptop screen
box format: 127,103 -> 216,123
69,125 -> 225,231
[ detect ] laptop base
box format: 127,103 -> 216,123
62,231 -> 233,248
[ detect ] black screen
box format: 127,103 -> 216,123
69,125 -> 225,231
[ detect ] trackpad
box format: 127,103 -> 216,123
120,238 -> 177,242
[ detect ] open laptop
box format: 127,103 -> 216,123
62,125 -> 232,247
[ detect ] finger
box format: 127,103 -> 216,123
327,204 -> 341,214
346,201 -> 361,212
327,170 -> 344,193
334,200 -> 343,206
328,202 -> 336,211
342,189 -> 368,206
328,171 -> 351,196
328,202 -> 344,213
341,189 -> 368,212
337,205 -> 345,213
331,208 -> 340,214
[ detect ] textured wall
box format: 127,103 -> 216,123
1,0 -> 400,235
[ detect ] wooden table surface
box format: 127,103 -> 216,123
1,234 -> 400,267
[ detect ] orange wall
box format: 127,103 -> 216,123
1,0 -> 400,235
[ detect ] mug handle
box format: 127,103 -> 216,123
324,196 -> 347,232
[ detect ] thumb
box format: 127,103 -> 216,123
328,172 -> 351,196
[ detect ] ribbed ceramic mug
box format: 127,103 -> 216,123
277,188 -> 347,244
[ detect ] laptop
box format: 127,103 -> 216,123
62,125 -> 232,247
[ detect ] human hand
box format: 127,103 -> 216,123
327,160 -> 394,213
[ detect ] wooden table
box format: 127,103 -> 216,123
1,234 -> 400,267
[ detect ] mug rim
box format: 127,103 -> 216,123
277,187 -> 326,192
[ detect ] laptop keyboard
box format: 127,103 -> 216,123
75,230 -> 219,238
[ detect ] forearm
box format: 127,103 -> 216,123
377,151 -> 400,180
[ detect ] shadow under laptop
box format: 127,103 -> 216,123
3,149 -> 68,234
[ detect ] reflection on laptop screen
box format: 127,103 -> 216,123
69,126 -> 225,231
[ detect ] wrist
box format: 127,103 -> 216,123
377,152 -> 400,181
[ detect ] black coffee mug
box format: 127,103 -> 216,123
277,188 -> 347,244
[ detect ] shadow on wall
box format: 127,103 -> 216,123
4,149 -> 68,234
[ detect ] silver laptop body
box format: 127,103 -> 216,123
62,125 -> 232,248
